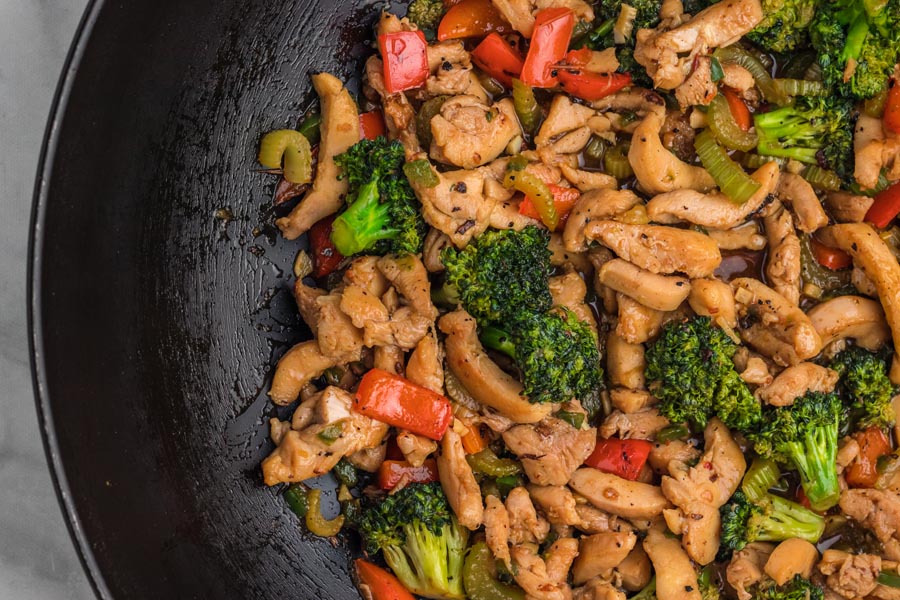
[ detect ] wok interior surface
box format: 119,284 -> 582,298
31,0 -> 381,597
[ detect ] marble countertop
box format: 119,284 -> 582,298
1,1 -> 94,598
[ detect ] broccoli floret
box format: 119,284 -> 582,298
645,317 -> 761,432
750,391 -> 843,511
440,226 -> 553,324
754,95 -> 856,185
480,308 -> 603,405
357,482 -> 468,599
810,0 -> 900,99
830,346 -> 898,431
746,0 -> 816,52
596,0 -> 662,31
406,0 -> 444,30
754,575 -> 825,600
579,2 -> 660,88
720,491 -> 826,556
331,137 -> 426,257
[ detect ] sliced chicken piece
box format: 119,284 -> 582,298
277,73 -> 361,239
764,538 -> 819,586
440,310 -> 554,423
344,255 -> 390,296
775,172 -> 828,233
817,224 -> 900,382
645,161 -> 780,229
721,63 -> 755,92
601,259 -> 691,312
629,111 -> 715,194
634,0 -> 764,89
270,340 -> 340,405
574,579 -> 628,600
688,278 -> 737,328
362,307 -> 432,350
491,0 -> 537,37
610,388 -> 656,413
819,549 -> 882,599
707,221 -> 767,251
528,485 -> 583,526
549,270 -> 597,334
599,408 -> 670,441
569,469 -> 670,519
756,363 -> 839,407
573,531 -> 637,584
825,191 -> 875,224
763,200 -> 802,305
484,495 -> 512,568
674,56 -> 717,108
661,418 -> 746,564
376,254 -> 437,319
430,96 -> 521,169
560,163 -> 618,192
586,221 -> 722,278
563,188 -> 642,253
839,488 -> 900,561
592,88 -> 667,119
807,295 -> 891,352
503,417 -> 597,486
437,429 -> 484,530
537,95 -> 598,147
727,543 -> 773,600
506,487 -> 551,544
405,332 -> 443,393
648,439 -> 701,475
606,331 -> 646,390
643,520 -> 703,600
396,430 -> 437,467
616,294 -> 665,345
732,278 -> 823,366
410,163 -> 497,247
854,113 -> 900,191
510,540 -> 578,600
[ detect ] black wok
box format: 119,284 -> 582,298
29,1 -> 380,597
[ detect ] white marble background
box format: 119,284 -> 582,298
1,1 -> 94,598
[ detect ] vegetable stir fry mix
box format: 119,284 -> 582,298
255,0 -> 900,598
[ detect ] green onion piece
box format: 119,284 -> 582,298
604,145 -> 634,179
284,484 -> 309,518
707,94 -> 758,151
879,570 -> 900,589
512,79 -> 542,135
584,135 -> 609,168
416,95 -> 449,149
298,112 -> 322,146
316,422 -> 344,445
714,46 -> 787,106
618,111 -> 639,127
802,166 -> 841,191
403,159 -> 439,188
467,448 -> 523,478
656,423 -> 690,443
332,458 -> 359,488
556,410 -> 585,429
772,78 -> 828,98
710,57 -> 725,82
258,129 -> 313,184
571,17 -> 616,49
503,160 -> 557,229
694,129 -> 760,204
305,489 -> 345,537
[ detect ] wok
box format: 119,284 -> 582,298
29,0 -> 379,597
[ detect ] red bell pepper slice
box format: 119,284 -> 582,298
377,459 -> 440,489
355,559 -> 416,600
378,31 -> 429,94
557,70 -> 632,102
564,47 -> 592,67
519,184 -> 580,230
723,88 -> 752,132
309,215 -> 344,278
354,368 -> 453,440
471,33 -> 524,88
520,8 -> 575,88
437,0 -> 511,40
865,181 -> 900,229
810,236 -> 852,270
846,428 -> 892,488
359,111 -> 386,140
584,437 -> 653,481
885,77 -> 900,135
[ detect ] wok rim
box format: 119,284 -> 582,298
27,1 -> 110,598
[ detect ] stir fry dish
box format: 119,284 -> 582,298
255,0 -> 900,598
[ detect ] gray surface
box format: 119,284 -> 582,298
0,1 -> 95,598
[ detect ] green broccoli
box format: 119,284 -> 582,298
830,346 -> 898,431
810,0 -> 900,99
753,575 -> 825,600
747,0 -> 816,52
440,226 -> 553,325
577,1 -> 661,88
406,0 -> 445,31
596,0 -> 662,31
750,391 -> 843,511
479,307 -> 603,405
719,491 -> 826,556
741,457 -> 782,502
330,137 -> 426,257
753,95 -> 855,185
357,482 -> 468,599
645,317 -> 761,432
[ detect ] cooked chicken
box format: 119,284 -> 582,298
819,549 -> 881,599
645,161 -> 780,229
648,439 -> 701,475
270,340 -> 340,405
563,188 -> 642,253
599,408 -> 670,441
616,293 -> 665,344
764,200 -> 802,305
511,539 -> 579,600
431,96 -> 521,169
537,95 -> 598,146
775,172 -> 829,233
560,163 -> 618,192
628,110 -> 715,194
276,73 -> 361,239
502,416 -> 597,485
484,495 -> 512,568
600,259 -> 691,312
610,388 -> 656,413
574,579 -> 628,600
839,488 -> 900,561
634,0 -> 764,89
573,531 -> 637,584
506,486 -> 551,544
732,278 -> 823,366
569,468 -> 670,519
756,363 -> 839,407
807,295 -> 891,352
688,278 -> 738,328
586,221 -> 722,278
727,543 -> 773,600
643,520 -> 703,600
764,538 -> 819,585
549,270 -> 598,334
825,191 -> 875,224
707,221 -> 767,251
528,485 -> 583,526
437,429 -> 484,530
674,56 -> 717,108
607,331 -> 647,390
854,113 -> 900,191
396,430 -> 437,467
405,332 -> 443,393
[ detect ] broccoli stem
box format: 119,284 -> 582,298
479,326 -> 517,359
330,179 -> 396,256
753,494 -> 826,543
842,11 -> 870,62
742,457 -> 781,502
784,423 -> 841,511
